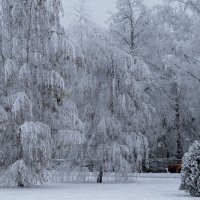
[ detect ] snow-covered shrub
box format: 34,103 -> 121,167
180,141 -> 200,197
1,122 -> 52,187
3,160 -> 33,187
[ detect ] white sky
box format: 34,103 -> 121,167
61,0 -> 162,28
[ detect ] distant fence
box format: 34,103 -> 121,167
137,173 -> 181,179
51,171 -> 139,183
51,170 -> 181,183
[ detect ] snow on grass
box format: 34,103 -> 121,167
0,176 -> 195,200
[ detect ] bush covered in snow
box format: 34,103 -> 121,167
0,122 -> 52,187
180,141 -> 200,197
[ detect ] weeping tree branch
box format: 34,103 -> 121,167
174,64 -> 200,82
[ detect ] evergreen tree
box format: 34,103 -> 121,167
180,141 -> 200,197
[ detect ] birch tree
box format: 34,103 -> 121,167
0,0 -> 85,186
68,16 -> 149,182
109,0 -> 149,56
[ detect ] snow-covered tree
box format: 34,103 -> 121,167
67,15 -> 150,182
144,1 -> 200,158
109,0 -> 149,56
180,141 -> 200,197
0,0 -> 85,186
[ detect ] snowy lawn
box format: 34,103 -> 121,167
0,176 -> 195,200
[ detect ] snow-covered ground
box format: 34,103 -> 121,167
0,176 -> 195,200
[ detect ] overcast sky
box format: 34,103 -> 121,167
61,0 -> 162,28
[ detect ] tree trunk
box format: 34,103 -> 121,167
17,172 -> 24,187
175,97 -> 182,159
97,167 -> 103,183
